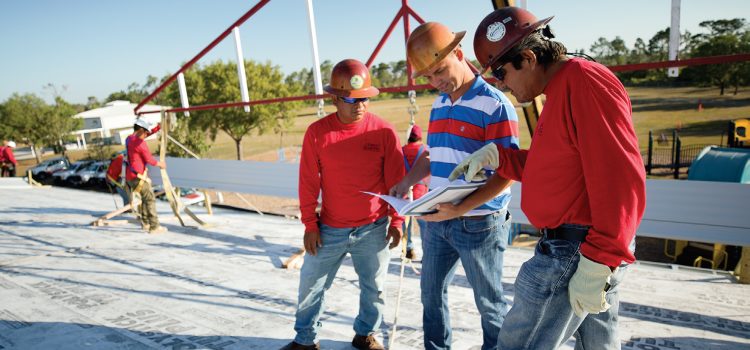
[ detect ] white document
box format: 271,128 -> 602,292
364,182 -> 485,216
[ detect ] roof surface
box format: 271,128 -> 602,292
0,178 -> 748,349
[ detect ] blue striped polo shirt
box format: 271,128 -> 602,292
426,75 -> 520,215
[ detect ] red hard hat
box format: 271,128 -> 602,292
324,59 -> 379,98
473,7 -> 553,71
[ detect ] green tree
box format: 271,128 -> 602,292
168,60 -> 301,160
1,93 -> 82,162
105,75 -> 160,103
1,93 -> 51,163
682,19 -> 748,94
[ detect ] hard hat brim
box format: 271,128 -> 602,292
324,85 -> 380,99
411,30 -> 466,79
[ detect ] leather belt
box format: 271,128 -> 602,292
541,225 -> 590,242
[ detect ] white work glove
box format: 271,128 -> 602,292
448,143 -> 499,182
568,253 -> 614,318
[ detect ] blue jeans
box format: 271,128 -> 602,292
293,217 -> 390,345
421,210 -> 511,350
497,237 -> 628,350
403,217 -> 427,250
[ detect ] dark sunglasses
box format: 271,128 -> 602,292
491,62 -> 509,82
340,96 -> 369,104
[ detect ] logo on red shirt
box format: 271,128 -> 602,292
363,143 -> 381,152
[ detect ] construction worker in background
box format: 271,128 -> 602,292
126,119 -> 167,234
0,140 -> 17,177
390,21 -> 519,350
282,59 -> 405,350
105,151 -> 129,207
401,124 -> 428,261
451,7 -> 646,349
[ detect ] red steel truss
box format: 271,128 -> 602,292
134,0 -> 750,116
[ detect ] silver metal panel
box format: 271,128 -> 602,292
148,157 -> 299,198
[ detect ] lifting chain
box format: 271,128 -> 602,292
405,90 -> 419,141
316,99 -> 325,118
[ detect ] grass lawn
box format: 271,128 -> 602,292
15,85 -> 750,173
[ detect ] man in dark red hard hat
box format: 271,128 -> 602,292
281,59 -> 405,350
450,7 -> 646,349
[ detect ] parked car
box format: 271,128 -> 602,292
51,160 -> 93,185
67,161 -> 108,187
29,156 -> 70,182
153,185 -> 207,207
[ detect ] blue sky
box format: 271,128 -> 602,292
1,0 -> 748,104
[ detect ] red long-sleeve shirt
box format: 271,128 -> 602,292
299,112 -> 405,232
402,142 -> 428,199
125,134 -> 158,181
495,58 -> 646,267
1,146 -> 16,166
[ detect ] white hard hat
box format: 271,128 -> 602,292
7,141 -> 16,148
134,118 -> 152,130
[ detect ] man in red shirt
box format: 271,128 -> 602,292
0,140 -> 17,177
401,124 -> 428,261
282,59 -> 404,350
126,119 -> 167,234
451,7 -> 646,349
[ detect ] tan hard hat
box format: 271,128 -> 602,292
324,59 -> 379,98
407,22 -> 466,78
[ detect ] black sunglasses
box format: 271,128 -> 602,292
491,62 -> 510,82
340,96 -> 369,104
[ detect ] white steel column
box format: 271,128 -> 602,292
305,0 -> 325,117
668,0 -> 681,77
233,27 -> 251,113
177,73 -> 191,117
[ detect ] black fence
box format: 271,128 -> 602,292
642,130 -> 713,178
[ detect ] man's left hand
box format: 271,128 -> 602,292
420,202 -> 468,222
568,253 -> 614,317
386,226 -> 402,249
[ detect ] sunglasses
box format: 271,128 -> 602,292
491,62 -> 510,82
340,96 -> 369,104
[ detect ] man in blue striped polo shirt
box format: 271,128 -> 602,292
391,22 -> 519,350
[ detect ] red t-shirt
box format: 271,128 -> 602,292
402,142 -> 428,199
495,58 -> 646,267
299,112 -> 405,232
125,134 -> 158,181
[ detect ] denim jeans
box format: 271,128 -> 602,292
293,217 -> 390,345
421,210 -> 511,350
497,237 -> 628,350
403,217 -> 427,250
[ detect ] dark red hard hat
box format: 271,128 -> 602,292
324,59 -> 379,98
473,7 -> 553,71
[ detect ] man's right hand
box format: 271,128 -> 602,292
304,229 -> 322,256
389,179 -> 413,198
157,161 -> 167,169
448,143 -> 499,182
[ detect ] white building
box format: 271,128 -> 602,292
71,100 -> 167,148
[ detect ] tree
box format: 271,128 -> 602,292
85,96 -> 102,110
105,75 -> 160,103
1,93 -> 51,163
0,93 -> 82,163
164,60 -> 301,160
682,19 -> 748,94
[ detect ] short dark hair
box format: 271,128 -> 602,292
133,124 -> 148,132
408,135 -> 421,143
502,30 -> 567,71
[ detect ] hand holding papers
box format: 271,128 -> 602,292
364,182 -> 484,216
